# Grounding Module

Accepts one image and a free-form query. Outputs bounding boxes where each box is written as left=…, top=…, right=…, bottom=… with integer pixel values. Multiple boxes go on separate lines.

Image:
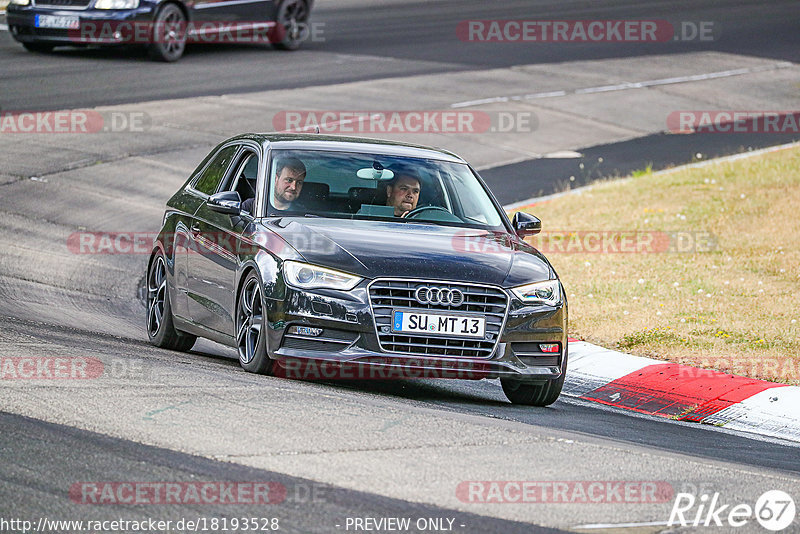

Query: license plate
left=35, top=14, right=80, bottom=29
left=392, top=310, right=485, bottom=338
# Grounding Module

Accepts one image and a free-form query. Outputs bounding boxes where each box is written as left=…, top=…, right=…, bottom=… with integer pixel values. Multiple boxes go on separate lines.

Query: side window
left=193, top=145, right=239, bottom=195
left=221, top=151, right=260, bottom=214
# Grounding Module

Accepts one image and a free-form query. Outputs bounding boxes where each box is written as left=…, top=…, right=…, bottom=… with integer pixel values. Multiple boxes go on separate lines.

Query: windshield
left=265, top=149, right=505, bottom=230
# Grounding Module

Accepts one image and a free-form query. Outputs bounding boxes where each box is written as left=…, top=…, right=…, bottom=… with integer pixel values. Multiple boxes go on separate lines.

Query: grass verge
left=515, top=145, right=800, bottom=385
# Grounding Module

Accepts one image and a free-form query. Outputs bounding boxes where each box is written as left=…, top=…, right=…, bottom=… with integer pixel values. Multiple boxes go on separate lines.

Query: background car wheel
left=272, top=0, right=309, bottom=51
left=236, top=271, right=274, bottom=374
left=146, top=253, right=196, bottom=351
left=147, top=3, right=187, bottom=62
left=501, top=374, right=565, bottom=406
left=22, top=43, right=55, bottom=53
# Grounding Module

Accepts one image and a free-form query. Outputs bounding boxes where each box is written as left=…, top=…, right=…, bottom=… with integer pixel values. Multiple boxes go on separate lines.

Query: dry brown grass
left=513, top=146, right=800, bottom=384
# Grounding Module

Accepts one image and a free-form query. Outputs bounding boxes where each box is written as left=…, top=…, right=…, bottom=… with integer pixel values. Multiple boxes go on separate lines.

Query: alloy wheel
left=147, top=255, right=167, bottom=337
left=237, top=277, right=263, bottom=364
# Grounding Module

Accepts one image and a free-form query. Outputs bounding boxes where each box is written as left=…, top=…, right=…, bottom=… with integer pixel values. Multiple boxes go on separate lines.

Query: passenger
left=385, top=173, right=421, bottom=217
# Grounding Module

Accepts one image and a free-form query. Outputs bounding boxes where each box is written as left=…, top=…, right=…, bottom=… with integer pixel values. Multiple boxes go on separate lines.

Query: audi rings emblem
left=415, top=286, right=465, bottom=307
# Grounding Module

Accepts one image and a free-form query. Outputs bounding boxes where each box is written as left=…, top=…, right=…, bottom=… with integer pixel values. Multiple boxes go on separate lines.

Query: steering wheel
left=403, top=205, right=451, bottom=218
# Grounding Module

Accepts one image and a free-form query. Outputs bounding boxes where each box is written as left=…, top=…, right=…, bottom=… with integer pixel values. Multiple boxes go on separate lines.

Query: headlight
left=512, top=279, right=562, bottom=306
left=94, top=0, right=139, bottom=9
left=10, top=0, right=31, bottom=6
left=283, top=261, right=362, bottom=291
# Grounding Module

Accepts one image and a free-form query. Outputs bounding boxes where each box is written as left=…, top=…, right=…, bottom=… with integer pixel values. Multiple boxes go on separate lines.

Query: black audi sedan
left=6, top=0, right=311, bottom=61
left=146, top=134, right=568, bottom=405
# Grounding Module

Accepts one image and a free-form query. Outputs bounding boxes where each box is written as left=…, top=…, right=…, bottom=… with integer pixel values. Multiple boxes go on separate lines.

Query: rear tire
left=23, top=42, right=55, bottom=53
left=236, top=271, right=274, bottom=375
left=146, top=252, right=196, bottom=351
left=147, top=3, right=187, bottom=62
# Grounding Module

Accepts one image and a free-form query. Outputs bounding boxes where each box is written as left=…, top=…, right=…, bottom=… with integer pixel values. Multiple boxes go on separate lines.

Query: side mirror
left=512, top=211, right=541, bottom=236
left=207, top=191, right=241, bottom=215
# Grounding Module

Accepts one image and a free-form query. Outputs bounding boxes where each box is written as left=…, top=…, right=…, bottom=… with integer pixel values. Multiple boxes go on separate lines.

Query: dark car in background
left=146, top=134, right=568, bottom=406
left=6, top=0, right=312, bottom=61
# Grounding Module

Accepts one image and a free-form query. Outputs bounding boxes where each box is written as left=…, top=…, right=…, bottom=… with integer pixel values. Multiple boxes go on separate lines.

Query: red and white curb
left=564, top=339, right=800, bottom=443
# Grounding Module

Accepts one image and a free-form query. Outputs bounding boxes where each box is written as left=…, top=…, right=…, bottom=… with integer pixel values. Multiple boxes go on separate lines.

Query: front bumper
left=265, top=280, right=568, bottom=382
left=7, top=5, right=155, bottom=45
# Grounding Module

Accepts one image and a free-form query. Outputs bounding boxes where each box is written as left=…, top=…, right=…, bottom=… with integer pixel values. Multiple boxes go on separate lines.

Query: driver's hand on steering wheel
left=400, top=210, right=410, bottom=218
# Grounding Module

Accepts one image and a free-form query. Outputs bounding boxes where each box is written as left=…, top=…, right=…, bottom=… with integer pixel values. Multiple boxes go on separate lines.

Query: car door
left=188, top=144, right=261, bottom=336
left=185, top=143, right=240, bottom=331
left=189, top=0, right=259, bottom=25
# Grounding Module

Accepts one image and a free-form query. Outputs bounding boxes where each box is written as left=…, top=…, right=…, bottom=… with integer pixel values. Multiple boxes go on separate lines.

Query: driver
left=385, top=173, right=421, bottom=217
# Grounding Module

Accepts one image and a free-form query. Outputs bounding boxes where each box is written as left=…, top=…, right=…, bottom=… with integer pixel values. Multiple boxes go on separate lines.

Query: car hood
left=266, top=218, right=554, bottom=287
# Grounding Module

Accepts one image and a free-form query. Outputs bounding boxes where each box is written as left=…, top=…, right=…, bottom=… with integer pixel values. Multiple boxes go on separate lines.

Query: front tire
left=236, top=271, right=274, bottom=374
left=146, top=253, right=196, bottom=351
left=501, top=374, right=565, bottom=406
left=23, top=42, right=55, bottom=53
left=147, top=3, right=187, bottom=62
left=272, top=0, right=309, bottom=51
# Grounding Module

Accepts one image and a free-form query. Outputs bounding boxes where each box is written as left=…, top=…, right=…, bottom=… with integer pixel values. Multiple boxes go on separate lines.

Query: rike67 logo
left=669, top=490, right=796, bottom=531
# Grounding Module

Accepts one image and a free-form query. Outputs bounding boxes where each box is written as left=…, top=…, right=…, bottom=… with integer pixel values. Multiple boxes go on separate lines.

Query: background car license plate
left=35, top=15, right=80, bottom=29
left=392, top=311, right=485, bottom=338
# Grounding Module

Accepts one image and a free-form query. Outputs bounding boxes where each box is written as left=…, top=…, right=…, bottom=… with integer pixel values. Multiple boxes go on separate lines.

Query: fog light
left=540, top=343, right=560, bottom=353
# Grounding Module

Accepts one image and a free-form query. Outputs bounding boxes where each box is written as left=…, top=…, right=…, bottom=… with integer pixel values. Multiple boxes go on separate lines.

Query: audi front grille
left=368, top=279, right=509, bottom=358
left=33, top=0, right=92, bottom=8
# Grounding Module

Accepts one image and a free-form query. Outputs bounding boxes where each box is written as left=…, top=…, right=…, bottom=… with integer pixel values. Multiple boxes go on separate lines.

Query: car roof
left=230, top=133, right=467, bottom=164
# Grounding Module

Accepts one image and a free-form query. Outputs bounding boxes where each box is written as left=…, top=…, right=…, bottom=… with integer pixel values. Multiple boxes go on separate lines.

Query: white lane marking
left=452, top=62, right=794, bottom=108
left=475, top=150, right=582, bottom=172
left=573, top=521, right=671, bottom=529
left=542, top=150, right=582, bottom=158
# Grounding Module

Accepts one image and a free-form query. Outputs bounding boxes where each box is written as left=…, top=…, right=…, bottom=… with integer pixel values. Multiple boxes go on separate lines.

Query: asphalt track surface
left=2, top=1, right=800, bottom=532
left=1, top=0, right=799, bottom=111
left=2, top=412, right=562, bottom=533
